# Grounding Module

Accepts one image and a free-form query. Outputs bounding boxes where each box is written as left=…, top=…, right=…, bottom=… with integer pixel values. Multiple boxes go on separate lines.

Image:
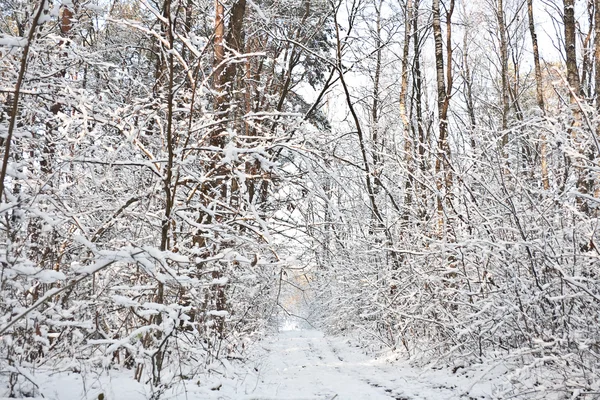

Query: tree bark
left=60, top=3, right=74, bottom=36
left=595, top=0, right=600, bottom=119
left=209, top=0, right=248, bottom=338
left=462, top=19, right=476, bottom=148
left=372, top=0, right=383, bottom=196
left=213, top=0, right=226, bottom=146
left=594, top=0, right=600, bottom=197
left=527, top=0, right=549, bottom=190
left=564, top=0, right=582, bottom=99
left=527, top=0, right=545, bottom=113
left=413, top=0, right=426, bottom=175
left=432, top=0, right=454, bottom=234
left=580, top=1, right=594, bottom=98
left=400, top=0, right=414, bottom=219
left=497, top=0, right=510, bottom=141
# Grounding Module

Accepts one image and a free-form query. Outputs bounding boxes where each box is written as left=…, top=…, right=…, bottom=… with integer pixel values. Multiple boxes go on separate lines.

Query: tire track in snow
left=244, top=330, right=417, bottom=399
left=238, top=329, right=489, bottom=400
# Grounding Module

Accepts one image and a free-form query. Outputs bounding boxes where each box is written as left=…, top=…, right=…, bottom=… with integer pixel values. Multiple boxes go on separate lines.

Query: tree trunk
left=462, top=18, right=476, bottom=149
left=497, top=0, right=510, bottom=142
left=564, top=0, right=588, bottom=210
left=595, top=0, right=600, bottom=120
left=60, top=3, right=74, bottom=36
left=580, top=1, right=594, bottom=98
left=372, top=0, right=383, bottom=198
left=432, top=0, right=454, bottom=234
left=413, top=0, right=426, bottom=176
left=594, top=0, right=600, bottom=196
left=564, top=0, right=582, bottom=99
left=527, top=0, right=549, bottom=189
left=527, top=0, right=545, bottom=113
left=400, top=0, right=414, bottom=220
left=213, top=0, right=226, bottom=144
left=209, top=0, right=248, bottom=338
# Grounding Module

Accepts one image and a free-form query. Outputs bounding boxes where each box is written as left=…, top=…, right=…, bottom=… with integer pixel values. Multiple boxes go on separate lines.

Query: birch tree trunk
left=400, top=0, right=414, bottom=220
left=432, top=0, right=454, bottom=235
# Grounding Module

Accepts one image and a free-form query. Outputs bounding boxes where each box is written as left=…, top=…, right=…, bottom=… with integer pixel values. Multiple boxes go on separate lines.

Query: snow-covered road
left=233, top=329, right=493, bottom=400
left=12, top=328, right=498, bottom=399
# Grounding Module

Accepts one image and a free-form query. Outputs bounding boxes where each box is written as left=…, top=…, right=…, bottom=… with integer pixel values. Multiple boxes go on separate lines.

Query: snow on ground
left=3, top=326, right=504, bottom=399
left=224, top=328, right=497, bottom=400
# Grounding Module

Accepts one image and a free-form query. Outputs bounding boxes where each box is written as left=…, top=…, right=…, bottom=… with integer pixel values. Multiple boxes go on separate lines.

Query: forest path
left=4, top=328, right=498, bottom=399
left=236, top=329, right=490, bottom=400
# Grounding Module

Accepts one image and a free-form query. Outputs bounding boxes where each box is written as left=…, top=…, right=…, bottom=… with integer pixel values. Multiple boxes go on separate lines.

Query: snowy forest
left=1, top=0, right=600, bottom=398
